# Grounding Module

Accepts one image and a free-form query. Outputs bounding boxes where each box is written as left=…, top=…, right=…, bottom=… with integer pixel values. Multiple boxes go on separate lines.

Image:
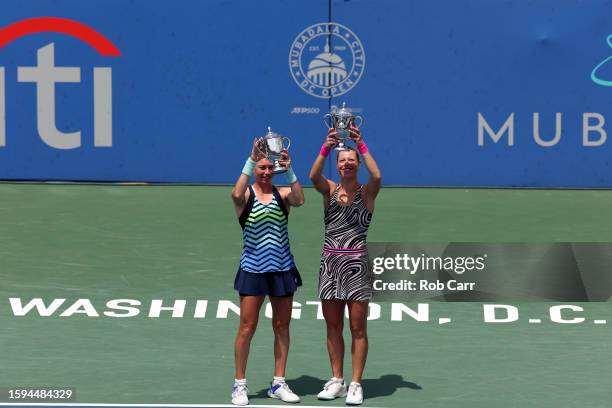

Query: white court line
left=0, top=404, right=383, bottom=408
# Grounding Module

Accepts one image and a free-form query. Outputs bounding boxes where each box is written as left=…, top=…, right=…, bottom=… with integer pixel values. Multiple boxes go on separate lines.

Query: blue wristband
left=284, top=167, right=298, bottom=184
left=242, top=158, right=256, bottom=177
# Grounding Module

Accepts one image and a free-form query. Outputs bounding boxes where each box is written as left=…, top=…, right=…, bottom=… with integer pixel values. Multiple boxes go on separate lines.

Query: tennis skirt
left=318, top=252, right=373, bottom=301
left=234, top=266, right=302, bottom=297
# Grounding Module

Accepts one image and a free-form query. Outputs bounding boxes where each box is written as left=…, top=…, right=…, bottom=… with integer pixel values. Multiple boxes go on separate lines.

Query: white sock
left=235, top=378, right=247, bottom=385
left=350, top=381, right=360, bottom=386
left=272, top=376, right=286, bottom=385
left=332, top=376, right=344, bottom=383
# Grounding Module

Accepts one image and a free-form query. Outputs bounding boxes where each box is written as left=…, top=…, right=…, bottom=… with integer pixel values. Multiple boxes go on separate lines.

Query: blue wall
left=1, top=0, right=612, bottom=187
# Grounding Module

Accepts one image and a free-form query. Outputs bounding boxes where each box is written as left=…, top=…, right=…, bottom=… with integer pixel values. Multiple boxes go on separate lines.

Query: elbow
left=372, top=172, right=382, bottom=183
left=230, top=188, right=242, bottom=201
left=309, top=172, right=319, bottom=183
left=290, top=192, right=305, bottom=207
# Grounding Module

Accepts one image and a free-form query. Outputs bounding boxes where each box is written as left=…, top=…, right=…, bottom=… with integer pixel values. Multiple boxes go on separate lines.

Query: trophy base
left=334, top=145, right=350, bottom=152
left=272, top=166, right=288, bottom=175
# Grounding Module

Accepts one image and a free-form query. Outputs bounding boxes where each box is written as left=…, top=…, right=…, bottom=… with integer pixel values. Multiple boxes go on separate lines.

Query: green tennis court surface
left=1, top=184, right=612, bottom=408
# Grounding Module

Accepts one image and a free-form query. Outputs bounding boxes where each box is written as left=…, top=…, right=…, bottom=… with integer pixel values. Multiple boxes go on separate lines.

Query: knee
left=349, top=323, right=367, bottom=340
left=326, top=320, right=344, bottom=336
left=238, top=322, right=257, bottom=340
left=272, top=319, right=290, bottom=335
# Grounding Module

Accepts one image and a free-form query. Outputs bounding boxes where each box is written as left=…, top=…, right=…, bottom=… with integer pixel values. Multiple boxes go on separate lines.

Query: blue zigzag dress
left=234, top=185, right=302, bottom=297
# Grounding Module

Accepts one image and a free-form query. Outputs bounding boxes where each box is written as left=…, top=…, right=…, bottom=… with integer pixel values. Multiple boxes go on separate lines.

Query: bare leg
left=322, top=299, right=346, bottom=378
left=234, top=295, right=265, bottom=379
left=347, top=300, right=369, bottom=383
left=269, top=295, right=294, bottom=377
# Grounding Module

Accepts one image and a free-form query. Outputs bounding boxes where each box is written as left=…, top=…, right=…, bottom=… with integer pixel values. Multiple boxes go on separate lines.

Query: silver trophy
left=323, top=102, right=364, bottom=151
left=256, top=126, right=291, bottom=174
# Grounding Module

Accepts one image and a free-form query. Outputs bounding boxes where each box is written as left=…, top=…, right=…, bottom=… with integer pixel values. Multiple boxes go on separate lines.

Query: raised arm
left=278, top=149, right=305, bottom=208
left=309, top=128, right=338, bottom=199
left=231, top=139, right=263, bottom=216
left=349, top=126, right=381, bottom=213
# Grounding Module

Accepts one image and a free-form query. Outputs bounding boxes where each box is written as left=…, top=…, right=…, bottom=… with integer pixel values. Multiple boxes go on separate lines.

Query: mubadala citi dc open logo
left=289, top=22, right=365, bottom=99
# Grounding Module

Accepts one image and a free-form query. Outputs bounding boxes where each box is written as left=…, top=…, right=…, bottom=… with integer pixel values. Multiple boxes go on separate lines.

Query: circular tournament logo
left=289, top=22, right=365, bottom=99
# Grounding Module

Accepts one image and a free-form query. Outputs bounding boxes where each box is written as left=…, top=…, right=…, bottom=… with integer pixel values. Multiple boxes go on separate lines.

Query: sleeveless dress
left=234, top=185, right=302, bottom=296
left=318, top=185, right=373, bottom=301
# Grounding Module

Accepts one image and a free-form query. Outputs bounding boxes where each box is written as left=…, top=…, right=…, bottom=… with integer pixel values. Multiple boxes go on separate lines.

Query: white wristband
left=242, top=158, right=256, bottom=177
left=284, top=167, right=298, bottom=184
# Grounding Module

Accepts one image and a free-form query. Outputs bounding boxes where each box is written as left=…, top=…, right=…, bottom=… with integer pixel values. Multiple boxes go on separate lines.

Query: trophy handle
left=282, top=136, right=291, bottom=151
left=254, top=137, right=267, bottom=158
left=323, top=114, right=334, bottom=129
left=354, top=115, right=364, bottom=128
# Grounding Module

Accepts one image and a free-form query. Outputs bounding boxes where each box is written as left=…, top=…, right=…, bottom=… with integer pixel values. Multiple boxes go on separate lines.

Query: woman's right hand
left=325, top=128, right=339, bottom=149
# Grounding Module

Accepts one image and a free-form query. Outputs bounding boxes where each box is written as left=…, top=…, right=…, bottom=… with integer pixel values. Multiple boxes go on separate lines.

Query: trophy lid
left=265, top=126, right=280, bottom=139
left=335, top=102, right=353, bottom=118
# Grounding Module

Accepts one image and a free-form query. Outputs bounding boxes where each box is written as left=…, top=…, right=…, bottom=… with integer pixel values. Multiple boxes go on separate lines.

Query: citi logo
left=0, top=17, right=121, bottom=149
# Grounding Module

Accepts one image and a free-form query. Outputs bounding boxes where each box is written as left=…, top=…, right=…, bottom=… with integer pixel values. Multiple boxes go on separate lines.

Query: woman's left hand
left=348, top=125, right=364, bottom=145
left=278, top=149, right=292, bottom=169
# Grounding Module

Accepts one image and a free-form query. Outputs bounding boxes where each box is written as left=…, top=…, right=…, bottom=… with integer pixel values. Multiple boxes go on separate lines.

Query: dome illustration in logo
left=307, top=43, right=347, bottom=87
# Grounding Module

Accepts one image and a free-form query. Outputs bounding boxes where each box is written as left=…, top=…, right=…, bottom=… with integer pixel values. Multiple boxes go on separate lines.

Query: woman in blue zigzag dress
left=309, top=125, right=382, bottom=406
left=229, top=139, right=305, bottom=406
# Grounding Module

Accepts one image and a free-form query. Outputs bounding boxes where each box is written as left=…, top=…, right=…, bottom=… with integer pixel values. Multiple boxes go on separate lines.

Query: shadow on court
left=362, top=374, right=422, bottom=398
left=254, top=374, right=421, bottom=399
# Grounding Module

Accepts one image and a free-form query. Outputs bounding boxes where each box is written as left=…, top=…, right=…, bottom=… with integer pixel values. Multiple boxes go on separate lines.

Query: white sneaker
left=346, top=382, right=363, bottom=405
left=317, top=377, right=347, bottom=400
left=231, top=382, right=249, bottom=406
left=267, top=381, right=300, bottom=403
